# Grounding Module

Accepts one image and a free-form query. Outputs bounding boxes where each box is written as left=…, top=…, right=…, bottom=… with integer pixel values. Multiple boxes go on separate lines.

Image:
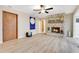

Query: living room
left=0, top=5, right=79, bottom=52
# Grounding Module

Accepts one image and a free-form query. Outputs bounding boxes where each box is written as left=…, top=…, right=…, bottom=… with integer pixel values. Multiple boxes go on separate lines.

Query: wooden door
left=3, top=11, right=18, bottom=42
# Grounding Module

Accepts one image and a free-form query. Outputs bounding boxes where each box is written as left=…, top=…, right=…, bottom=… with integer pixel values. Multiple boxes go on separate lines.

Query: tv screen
left=76, top=18, right=79, bottom=22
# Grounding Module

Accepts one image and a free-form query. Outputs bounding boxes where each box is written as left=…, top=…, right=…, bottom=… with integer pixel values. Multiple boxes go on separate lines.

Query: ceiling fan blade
left=38, top=12, right=41, bottom=14
left=33, top=9, right=41, bottom=11
left=45, top=8, right=53, bottom=10
left=45, top=11, right=48, bottom=13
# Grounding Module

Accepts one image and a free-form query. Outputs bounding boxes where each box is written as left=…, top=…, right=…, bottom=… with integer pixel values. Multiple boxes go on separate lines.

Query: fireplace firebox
left=51, top=27, right=60, bottom=33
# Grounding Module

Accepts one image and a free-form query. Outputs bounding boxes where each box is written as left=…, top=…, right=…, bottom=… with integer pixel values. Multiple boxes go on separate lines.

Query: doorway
left=3, top=11, right=18, bottom=42
left=41, top=20, right=44, bottom=33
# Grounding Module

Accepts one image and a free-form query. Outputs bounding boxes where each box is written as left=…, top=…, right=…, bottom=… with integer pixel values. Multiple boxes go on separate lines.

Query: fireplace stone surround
left=48, top=27, right=63, bottom=34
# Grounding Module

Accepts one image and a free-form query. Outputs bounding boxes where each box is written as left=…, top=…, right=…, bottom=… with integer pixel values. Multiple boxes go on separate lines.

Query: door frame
left=3, top=11, right=18, bottom=42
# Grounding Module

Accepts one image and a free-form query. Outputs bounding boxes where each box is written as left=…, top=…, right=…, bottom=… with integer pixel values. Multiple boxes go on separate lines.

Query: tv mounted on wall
left=76, top=18, right=79, bottom=22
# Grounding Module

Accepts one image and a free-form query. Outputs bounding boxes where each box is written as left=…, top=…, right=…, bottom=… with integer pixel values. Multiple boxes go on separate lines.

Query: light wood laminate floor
left=0, top=33, right=79, bottom=53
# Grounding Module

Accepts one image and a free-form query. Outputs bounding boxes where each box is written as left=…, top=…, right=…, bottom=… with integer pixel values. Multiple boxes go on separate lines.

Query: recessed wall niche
left=47, top=14, right=64, bottom=23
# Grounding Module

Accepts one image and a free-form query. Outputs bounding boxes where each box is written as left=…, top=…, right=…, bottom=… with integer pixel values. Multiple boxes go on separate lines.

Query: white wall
left=18, top=13, right=29, bottom=38
left=0, top=8, right=3, bottom=43
left=0, top=6, right=39, bottom=43
left=73, top=7, right=79, bottom=38
left=64, top=14, right=73, bottom=37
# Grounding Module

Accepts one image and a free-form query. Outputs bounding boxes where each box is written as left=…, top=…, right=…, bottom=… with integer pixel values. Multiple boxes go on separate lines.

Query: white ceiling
left=6, top=5, right=77, bottom=18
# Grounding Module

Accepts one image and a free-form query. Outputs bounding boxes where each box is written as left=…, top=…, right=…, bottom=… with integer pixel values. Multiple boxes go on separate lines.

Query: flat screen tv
left=76, top=18, right=79, bottom=22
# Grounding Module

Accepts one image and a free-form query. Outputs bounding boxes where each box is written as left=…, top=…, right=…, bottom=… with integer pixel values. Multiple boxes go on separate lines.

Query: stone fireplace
left=47, top=14, right=64, bottom=34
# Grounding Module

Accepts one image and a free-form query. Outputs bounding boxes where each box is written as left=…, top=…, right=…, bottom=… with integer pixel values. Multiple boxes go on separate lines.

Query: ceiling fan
left=33, top=5, right=53, bottom=14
